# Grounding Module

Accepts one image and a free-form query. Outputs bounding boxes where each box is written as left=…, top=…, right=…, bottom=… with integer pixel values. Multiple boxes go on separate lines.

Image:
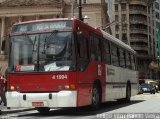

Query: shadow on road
left=18, top=100, right=144, bottom=117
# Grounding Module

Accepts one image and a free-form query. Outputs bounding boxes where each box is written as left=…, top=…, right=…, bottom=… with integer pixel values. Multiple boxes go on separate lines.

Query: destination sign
left=12, top=20, right=72, bottom=33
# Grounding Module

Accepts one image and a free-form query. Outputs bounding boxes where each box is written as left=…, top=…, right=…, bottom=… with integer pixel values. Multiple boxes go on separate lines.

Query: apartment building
left=154, top=1, right=160, bottom=60
left=107, top=0, right=155, bottom=79
left=153, top=0, right=160, bottom=79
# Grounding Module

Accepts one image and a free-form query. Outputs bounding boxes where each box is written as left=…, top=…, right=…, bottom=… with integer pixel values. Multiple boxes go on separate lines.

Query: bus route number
left=52, top=74, right=68, bottom=80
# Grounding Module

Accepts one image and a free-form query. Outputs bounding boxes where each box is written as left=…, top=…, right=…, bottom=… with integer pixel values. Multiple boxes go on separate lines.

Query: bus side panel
left=77, top=62, right=106, bottom=107
left=105, top=65, right=138, bottom=101
left=77, top=62, right=94, bottom=107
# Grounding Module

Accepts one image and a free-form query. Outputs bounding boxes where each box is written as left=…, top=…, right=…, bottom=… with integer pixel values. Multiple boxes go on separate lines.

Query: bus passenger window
left=90, top=36, right=101, bottom=61
left=77, top=32, right=89, bottom=71
left=125, top=52, right=131, bottom=69
left=111, top=44, right=119, bottom=66
left=119, top=49, right=125, bottom=68
left=103, top=39, right=111, bottom=64
left=77, top=32, right=88, bottom=59
left=131, top=54, right=136, bottom=70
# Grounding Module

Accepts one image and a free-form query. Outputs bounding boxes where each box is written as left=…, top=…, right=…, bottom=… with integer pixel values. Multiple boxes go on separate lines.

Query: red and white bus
left=6, top=18, right=138, bottom=113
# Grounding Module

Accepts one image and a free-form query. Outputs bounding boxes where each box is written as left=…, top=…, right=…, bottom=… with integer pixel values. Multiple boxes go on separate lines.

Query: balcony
left=115, top=0, right=129, bottom=4
left=136, top=54, right=152, bottom=60
left=130, top=28, right=148, bottom=35
left=130, top=18, right=147, bottom=25
left=130, top=9, right=147, bottom=16
left=131, top=45, right=148, bottom=51
left=130, top=37, right=148, bottom=43
left=130, top=0, right=147, bottom=6
left=137, top=54, right=149, bottom=59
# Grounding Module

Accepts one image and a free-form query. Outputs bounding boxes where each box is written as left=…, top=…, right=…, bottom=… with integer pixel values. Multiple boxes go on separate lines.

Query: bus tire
left=90, top=83, right=101, bottom=110
left=36, top=107, right=50, bottom=113
left=118, top=83, right=131, bottom=103
left=125, top=83, right=131, bottom=103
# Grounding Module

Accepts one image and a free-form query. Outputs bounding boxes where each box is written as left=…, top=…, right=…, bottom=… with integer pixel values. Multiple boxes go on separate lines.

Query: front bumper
left=6, top=91, right=77, bottom=108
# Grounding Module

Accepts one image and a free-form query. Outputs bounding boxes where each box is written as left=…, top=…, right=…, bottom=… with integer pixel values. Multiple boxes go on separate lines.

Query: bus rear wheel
left=118, top=83, right=131, bottom=103
left=125, top=84, right=131, bottom=103
left=91, top=84, right=101, bottom=110
left=36, top=107, right=50, bottom=113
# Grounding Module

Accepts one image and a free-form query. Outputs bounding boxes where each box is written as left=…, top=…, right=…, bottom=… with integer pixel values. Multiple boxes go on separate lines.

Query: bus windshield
left=9, top=31, right=76, bottom=72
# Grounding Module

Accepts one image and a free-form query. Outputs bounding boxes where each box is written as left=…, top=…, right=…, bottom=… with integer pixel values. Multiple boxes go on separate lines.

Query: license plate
left=32, top=102, right=44, bottom=107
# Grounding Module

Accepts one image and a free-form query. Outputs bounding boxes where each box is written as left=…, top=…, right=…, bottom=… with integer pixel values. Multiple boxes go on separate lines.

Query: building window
left=75, top=0, right=86, bottom=4
left=156, top=12, right=160, bottom=19
left=122, top=23, right=127, bottom=30
left=156, top=22, right=160, bottom=29
left=115, top=25, right=119, bottom=31
left=121, top=3, right=126, bottom=11
left=121, top=14, right=126, bottom=21
left=155, top=2, right=159, bottom=10
left=116, top=34, right=119, bottom=39
left=122, top=33, right=127, bottom=44
left=115, top=15, right=119, bottom=22
left=115, top=4, right=118, bottom=12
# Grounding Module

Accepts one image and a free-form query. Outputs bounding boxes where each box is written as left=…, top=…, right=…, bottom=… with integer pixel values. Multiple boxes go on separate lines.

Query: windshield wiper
left=43, top=30, right=58, bottom=54
left=20, top=32, right=37, bottom=53
left=36, top=30, right=59, bottom=71
left=46, top=30, right=58, bottom=40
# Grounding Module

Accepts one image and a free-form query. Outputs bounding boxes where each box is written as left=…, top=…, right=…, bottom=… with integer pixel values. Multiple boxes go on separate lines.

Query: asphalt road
left=1, top=93, right=160, bottom=119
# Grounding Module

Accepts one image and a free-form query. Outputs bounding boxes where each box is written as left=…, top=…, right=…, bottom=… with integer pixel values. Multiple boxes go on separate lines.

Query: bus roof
left=100, top=29, right=136, bottom=54
left=12, top=18, right=136, bottom=55
left=13, top=18, right=70, bottom=25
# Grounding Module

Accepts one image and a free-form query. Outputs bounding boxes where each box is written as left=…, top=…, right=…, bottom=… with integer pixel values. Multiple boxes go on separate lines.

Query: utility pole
left=78, top=0, right=83, bottom=21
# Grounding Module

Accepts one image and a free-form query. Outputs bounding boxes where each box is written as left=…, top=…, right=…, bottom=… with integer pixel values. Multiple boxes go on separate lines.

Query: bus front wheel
left=91, top=84, right=101, bottom=110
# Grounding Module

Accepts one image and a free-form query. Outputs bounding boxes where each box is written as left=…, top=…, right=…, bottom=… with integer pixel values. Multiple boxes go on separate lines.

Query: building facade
left=154, top=0, right=160, bottom=59
left=107, top=0, right=155, bottom=79
left=0, top=0, right=110, bottom=75
left=153, top=0, right=160, bottom=79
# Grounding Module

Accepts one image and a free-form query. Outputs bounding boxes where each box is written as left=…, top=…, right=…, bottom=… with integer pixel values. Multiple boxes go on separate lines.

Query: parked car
left=145, top=79, right=159, bottom=92
left=140, top=83, right=156, bottom=94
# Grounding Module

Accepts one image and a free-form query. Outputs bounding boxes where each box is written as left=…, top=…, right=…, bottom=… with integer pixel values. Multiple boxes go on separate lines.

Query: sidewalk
left=0, top=105, right=35, bottom=114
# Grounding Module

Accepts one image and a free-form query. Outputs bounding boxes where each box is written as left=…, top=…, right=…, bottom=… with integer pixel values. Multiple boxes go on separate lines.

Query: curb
left=1, top=108, right=35, bottom=114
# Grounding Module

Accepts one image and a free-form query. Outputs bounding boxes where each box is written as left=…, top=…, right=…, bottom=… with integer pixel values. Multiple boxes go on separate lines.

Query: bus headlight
left=10, top=86, right=15, bottom=91
left=64, top=84, right=76, bottom=90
